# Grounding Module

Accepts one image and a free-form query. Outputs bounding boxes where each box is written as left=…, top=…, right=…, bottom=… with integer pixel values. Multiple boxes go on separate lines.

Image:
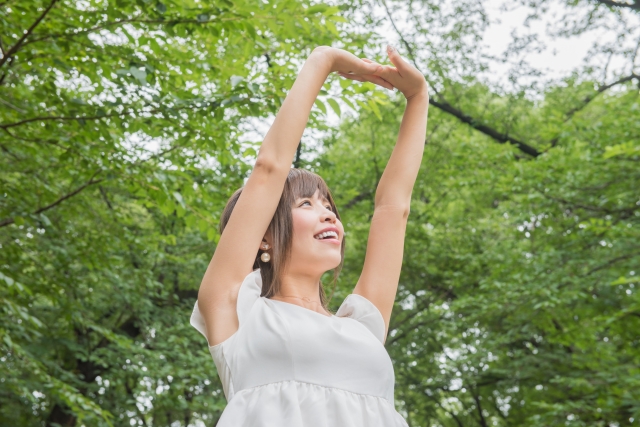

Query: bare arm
left=197, top=47, right=382, bottom=347
left=343, top=46, right=429, bottom=342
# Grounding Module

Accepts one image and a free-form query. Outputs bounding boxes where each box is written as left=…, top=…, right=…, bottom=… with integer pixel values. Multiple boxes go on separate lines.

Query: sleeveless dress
left=190, top=268, right=409, bottom=426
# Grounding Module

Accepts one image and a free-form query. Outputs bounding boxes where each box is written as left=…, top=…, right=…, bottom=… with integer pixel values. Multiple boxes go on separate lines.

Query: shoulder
left=336, top=293, right=387, bottom=344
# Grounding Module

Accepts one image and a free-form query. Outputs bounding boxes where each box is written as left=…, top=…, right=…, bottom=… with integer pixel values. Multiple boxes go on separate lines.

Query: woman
left=190, top=44, right=428, bottom=426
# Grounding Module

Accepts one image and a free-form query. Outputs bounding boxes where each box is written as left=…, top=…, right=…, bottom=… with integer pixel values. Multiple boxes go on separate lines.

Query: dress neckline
left=266, top=297, right=336, bottom=318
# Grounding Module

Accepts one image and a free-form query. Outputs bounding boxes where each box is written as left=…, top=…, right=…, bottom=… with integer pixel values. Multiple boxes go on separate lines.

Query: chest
left=224, top=298, right=395, bottom=398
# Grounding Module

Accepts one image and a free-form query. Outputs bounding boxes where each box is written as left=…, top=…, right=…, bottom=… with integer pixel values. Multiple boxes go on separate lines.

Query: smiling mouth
left=314, top=230, right=338, bottom=239
left=314, top=237, right=341, bottom=244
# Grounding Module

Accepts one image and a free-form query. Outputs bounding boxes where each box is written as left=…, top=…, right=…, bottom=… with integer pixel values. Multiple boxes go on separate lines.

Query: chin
left=307, top=255, right=340, bottom=272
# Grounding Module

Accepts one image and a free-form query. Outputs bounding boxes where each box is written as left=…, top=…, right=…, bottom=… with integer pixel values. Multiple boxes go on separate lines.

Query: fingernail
left=386, top=44, right=395, bottom=53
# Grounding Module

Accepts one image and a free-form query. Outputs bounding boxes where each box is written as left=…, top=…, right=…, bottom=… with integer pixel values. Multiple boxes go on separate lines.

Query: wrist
left=405, top=86, right=429, bottom=102
left=309, top=46, right=336, bottom=71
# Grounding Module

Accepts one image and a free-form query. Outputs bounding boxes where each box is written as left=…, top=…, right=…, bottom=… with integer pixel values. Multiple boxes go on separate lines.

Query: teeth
left=314, top=230, right=338, bottom=240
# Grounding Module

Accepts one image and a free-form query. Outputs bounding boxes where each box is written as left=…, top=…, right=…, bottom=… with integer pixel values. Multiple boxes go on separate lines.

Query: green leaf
left=243, top=147, right=257, bottom=157
left=306, top=4, right=328, bottom=14
left=0, top=272, right=15, bottom=286
left=129, top=67, right=147, bottom=85
left=325, top=20, right=340, bottom=37
left=355, top=99, right=368, bottom=110
left=330, top=15, right=348, bottom=23
left=244, top=22, right=257, bottom=39
left=322, top=6, right=341, bottom=15
left=314, top=98, right=327, bottom=114
left=610, top=276, right=637, bottom=285
left=341, top=95, right=355, bottom=110
left=173, top=192, right=186, bottom=209
left=327, top=98, right=341, bottom=117
left=603, top=141, right=639, bottom=158
left=230, top=75, right=244, bottom=88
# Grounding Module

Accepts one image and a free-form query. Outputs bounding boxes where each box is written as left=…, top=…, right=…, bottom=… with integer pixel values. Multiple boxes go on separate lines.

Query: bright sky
left=373, top=0, right=639, bottom=88
left=479, top=0, right=638, bottom=86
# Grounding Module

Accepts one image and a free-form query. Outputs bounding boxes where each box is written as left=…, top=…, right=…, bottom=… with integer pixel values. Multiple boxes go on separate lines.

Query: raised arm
left=340, top=45, right=429, bottom=343
left=197, top=47, right=382, bottom=347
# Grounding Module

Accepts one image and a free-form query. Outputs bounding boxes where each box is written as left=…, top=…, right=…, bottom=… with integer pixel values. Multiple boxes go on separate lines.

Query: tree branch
left=423, top=392, right=465, bottom=427
left=560, top=73, right=639, bottom=123
left=585, top=249, right=640, bottom=275
left=0, top=0, right=59, bottom=69
left=0, top=170, right=104, bottom=228
left=23, top=15, right=275, bottom=48
left=593, top=0, right=640, bottom=12
left=0, top=96, right=27, bottom=113
left=471, top=388, right=489, bottom=427
left=540, top=191, right=638, bottom=217
left=430, top=98, right=540, bottom=157
left=0, top=136, right=196, bottom=229
left=379, top=0, right=541, bottom=157
left=0, top=100, right=222, bottom=130
left=343, top=190, right=373, bottom=210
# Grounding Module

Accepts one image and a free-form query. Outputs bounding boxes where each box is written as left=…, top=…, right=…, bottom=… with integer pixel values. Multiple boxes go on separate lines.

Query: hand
left=311, top=46, right=390, bottom=88
left=337, top=45, right=428, bottom=100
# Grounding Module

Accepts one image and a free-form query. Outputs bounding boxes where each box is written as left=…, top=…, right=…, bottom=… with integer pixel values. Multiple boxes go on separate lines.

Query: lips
left=313, top=227, right=341, bottom=245
left=313, top=226, right=339, bottom=239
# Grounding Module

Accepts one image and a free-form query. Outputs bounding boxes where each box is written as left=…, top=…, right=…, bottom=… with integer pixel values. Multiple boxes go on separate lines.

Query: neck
left=275, top=269, right=323, bottom=301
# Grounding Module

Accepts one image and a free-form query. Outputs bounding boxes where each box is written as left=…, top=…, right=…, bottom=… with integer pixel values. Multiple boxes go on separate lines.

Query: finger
left=362, top=74, right=395, bottom=90
left=342, top=56, right=381, bottom=75
left=386, top=45, right=410, bottom=75
left=339, top=72, right=394, bottom=90
left=361, top=58, right=382, bottom=66
left=351, top=58, right=382, bottom=75
left=373, top=64, right=400, bottom=81
left=337, top=72, right=367, bottom=83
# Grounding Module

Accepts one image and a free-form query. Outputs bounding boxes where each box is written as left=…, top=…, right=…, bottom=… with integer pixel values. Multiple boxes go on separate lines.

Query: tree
left=316, top=0, right=640, bottom=422
left=2, top=0, right=639, bottom=425
left=0, top=0, right=368, bottom=425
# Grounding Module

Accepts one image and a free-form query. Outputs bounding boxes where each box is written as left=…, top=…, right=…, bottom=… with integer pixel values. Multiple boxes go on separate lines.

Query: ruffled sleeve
left=190, top=268, right=263, bottom=347
left=336, top=293, right=386, bottom=344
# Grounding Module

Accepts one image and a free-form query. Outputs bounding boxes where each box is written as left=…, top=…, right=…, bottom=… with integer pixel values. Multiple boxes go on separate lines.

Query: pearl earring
left=261, top=243, right=270, bottom=262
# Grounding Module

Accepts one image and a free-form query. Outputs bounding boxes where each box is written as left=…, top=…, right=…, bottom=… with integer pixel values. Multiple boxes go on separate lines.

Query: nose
left=321, top=208, right=337, bottom=223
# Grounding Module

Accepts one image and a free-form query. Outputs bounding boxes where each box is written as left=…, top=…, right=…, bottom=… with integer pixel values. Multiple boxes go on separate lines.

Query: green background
left=1, top=0, right=638, bottom=425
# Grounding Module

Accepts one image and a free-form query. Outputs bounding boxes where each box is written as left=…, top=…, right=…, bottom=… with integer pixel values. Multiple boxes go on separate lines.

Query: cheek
left=291, top=210, right=315, bottom=237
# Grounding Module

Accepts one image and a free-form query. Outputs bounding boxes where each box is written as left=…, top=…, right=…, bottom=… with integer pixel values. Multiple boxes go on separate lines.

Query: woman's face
left=289, top=189, right=344, bottom=274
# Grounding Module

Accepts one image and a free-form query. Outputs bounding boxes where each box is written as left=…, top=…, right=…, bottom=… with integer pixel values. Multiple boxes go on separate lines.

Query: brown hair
left=218, top=168, right=345, bottom=312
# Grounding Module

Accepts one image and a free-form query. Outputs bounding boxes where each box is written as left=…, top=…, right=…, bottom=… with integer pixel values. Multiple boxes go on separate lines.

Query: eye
left=299, top=200, right=333, bottom=211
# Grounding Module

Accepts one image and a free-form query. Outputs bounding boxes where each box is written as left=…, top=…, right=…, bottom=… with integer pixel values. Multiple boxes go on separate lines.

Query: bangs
left=287, top=169, right=337, bottom=213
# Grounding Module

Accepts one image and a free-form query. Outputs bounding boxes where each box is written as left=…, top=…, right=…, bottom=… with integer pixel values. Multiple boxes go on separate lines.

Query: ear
left=260, top=235, right=271, bottom=251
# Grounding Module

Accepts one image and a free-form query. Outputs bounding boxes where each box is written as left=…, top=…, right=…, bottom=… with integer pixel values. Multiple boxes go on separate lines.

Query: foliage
left=0, top=0, right=372, bottom=425
left=320, top=78, right=639, bottom=426
left=1, top=0, right=639, bottom=426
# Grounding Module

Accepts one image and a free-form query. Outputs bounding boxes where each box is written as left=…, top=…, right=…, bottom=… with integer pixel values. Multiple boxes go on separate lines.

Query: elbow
left=400, top=205, right=410, bottom=220
left=374, top=194, right=411, bottom=218
left=374, top=203, right=411, bottom=219
left=254, top=155, right=282, bottom=175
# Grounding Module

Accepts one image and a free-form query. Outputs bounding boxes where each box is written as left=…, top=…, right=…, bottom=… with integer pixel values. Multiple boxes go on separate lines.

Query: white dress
left=190, top=268, right=409, bottom=426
